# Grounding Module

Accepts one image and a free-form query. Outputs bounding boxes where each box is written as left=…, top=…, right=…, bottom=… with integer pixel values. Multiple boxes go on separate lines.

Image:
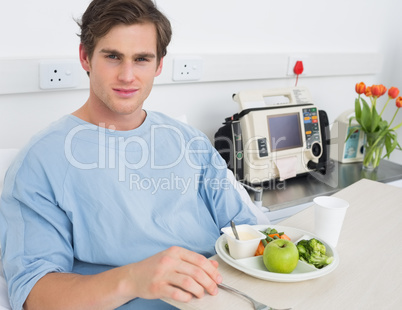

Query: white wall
left=0, top=0, right=401, bottom=164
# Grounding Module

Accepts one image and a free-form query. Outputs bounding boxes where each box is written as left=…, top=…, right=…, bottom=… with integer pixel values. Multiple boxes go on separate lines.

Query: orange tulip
left=396, top=96, right=402, bottom=108
left=371, top=84, right=387, bottom=97
left=371, top=85, right=380, bottom=97
left=388, top=87, right=400, bottom=99
left=365, top=86, right=372, bottom=97
left=380, top=84, right=387, bottom=96
left=355, top=82, right=366, bottom=95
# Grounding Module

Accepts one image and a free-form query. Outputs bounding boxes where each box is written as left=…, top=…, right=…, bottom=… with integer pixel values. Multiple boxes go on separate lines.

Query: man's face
left=80, top=22, right=162, bottom=122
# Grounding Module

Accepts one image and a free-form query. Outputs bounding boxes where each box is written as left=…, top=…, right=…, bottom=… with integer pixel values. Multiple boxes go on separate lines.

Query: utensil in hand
left=218, top=283, right=292, bottom=310
left=230, top=220, right=240, bottom=240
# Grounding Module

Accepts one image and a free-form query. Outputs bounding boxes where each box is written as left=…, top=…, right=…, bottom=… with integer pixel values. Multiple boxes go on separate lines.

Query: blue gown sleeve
left=195, top=139, right=258, bottom=229
left=0, top=152, right=74, bottom=310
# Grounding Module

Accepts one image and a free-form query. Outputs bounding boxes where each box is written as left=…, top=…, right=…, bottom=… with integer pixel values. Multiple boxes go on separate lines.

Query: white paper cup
left=314, top=196, right=349, bottom=247
left=221, top=224, right=266, bottom=259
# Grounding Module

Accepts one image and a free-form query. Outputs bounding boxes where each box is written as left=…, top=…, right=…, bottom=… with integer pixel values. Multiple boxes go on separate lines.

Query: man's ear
left=79, top=44, right=91, bottom=74
left=155, top=57, right=164, bottom=77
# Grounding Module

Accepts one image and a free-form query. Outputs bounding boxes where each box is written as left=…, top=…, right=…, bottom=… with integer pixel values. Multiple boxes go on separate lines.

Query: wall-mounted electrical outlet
left=39, top=59, right=80, bottom=89
left=172, top=57, right=203, bottom=81
left=287, top=55, right=309, bottom=76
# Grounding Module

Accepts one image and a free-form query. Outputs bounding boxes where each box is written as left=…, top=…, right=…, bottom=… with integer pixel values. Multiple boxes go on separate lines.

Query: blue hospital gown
left=0, top=111, right=257, bottom=309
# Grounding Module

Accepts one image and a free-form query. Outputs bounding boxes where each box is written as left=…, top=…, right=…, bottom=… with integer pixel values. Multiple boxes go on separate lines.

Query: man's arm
left=25, top=246, right=222, bottom=310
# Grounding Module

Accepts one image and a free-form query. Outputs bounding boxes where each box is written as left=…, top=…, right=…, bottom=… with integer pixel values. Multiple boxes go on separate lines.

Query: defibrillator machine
left=214, top=87, right=330, bottom=185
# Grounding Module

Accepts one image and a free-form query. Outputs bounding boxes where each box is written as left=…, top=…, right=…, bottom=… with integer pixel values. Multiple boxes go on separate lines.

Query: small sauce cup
left=221, top=224, right=266, bottom=259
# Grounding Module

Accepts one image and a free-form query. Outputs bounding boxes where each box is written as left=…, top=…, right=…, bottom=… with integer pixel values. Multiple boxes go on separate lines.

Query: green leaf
left=360, top=99, right=372, bottom=132
left=354, top=98, right=362, bottom=121
left=348, top=115, right=356, bottom=127
left=345, top=125, right=360, bottom=142
left=378, top=120, right=388, bottom=130
left=371, top=107, right=381, bottom=132
left=384, top=133, right=398, bottom=158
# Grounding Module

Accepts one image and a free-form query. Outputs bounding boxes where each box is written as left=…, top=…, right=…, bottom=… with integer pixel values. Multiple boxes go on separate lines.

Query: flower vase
left=362, top=132, right=386, bottom=171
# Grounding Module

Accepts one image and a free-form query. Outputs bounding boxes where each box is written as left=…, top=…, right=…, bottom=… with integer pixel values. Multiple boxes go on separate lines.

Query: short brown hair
left=77, top=0, right=172, bottom=64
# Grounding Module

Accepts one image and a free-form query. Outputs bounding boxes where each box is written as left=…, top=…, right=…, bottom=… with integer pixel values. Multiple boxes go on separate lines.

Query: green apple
left=263, top=239, right=299, bottom=273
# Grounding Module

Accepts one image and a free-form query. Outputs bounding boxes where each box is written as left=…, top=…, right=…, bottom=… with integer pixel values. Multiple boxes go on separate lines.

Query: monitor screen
left=267, top=113, right=303, bottom=151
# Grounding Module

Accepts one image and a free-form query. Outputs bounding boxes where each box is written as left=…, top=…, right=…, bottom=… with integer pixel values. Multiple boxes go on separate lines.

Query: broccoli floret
left=309, top=238, right=326, bottom=255
left=296, top=240, right=309, bottom=256
left=296, top=238, right=334, bottom=269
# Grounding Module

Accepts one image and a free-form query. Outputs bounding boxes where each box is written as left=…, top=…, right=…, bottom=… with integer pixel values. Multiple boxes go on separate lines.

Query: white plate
left=215, top=225, right=339, bottom=282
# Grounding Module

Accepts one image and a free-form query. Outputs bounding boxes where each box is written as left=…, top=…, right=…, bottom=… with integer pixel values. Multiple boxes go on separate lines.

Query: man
left=0, top=0, right=258, bottom=309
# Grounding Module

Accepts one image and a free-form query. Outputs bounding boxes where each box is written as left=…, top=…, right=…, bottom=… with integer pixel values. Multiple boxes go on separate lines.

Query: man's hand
left=25, top=246, right=222, bottom=310
left=127, top=246, right=222, bottom=302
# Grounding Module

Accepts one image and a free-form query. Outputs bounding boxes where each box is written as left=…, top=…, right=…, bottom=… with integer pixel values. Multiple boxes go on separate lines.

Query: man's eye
left=107, top=55, right=119, bottom=60
left=137, top=57, right=148, bottom=62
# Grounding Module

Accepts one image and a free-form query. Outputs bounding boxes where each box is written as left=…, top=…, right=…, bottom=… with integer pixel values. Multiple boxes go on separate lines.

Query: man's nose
left=118, top=62, right=136, bottom=83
